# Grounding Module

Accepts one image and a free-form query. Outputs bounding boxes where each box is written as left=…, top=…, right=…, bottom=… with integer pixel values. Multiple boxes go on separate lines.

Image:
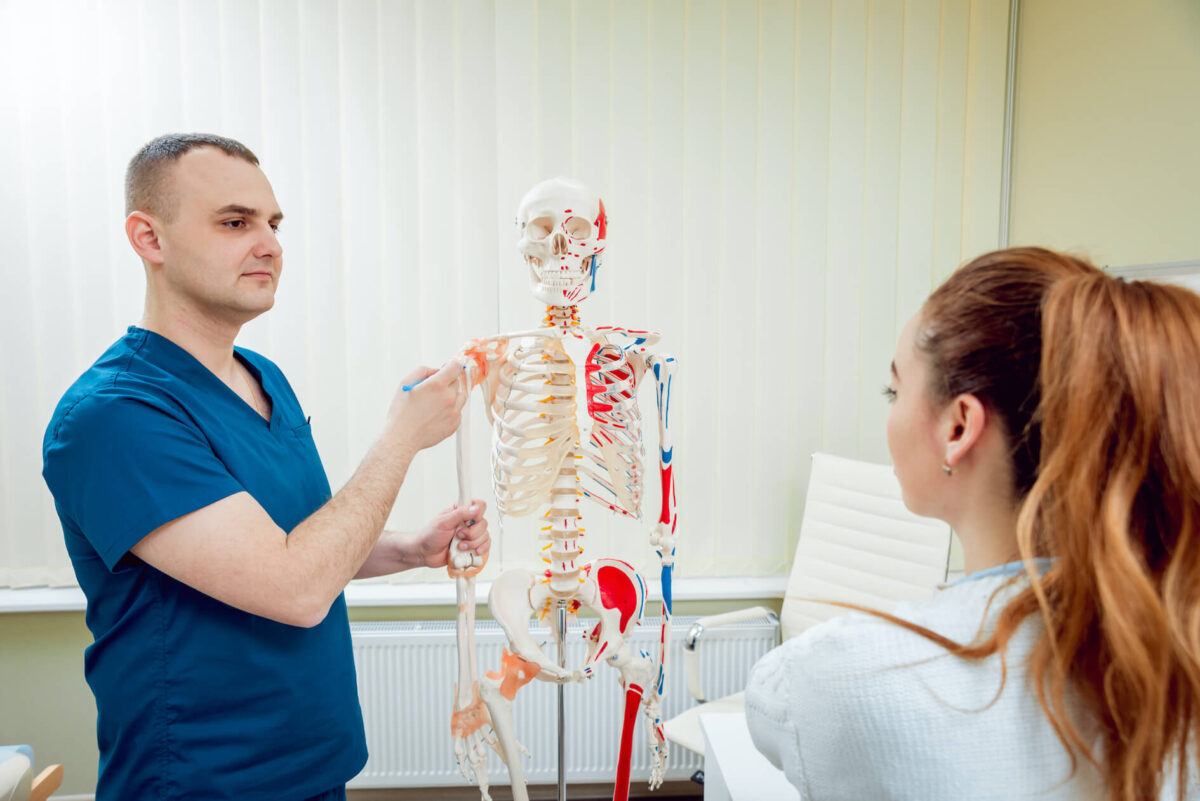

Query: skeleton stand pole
left=557, top=602, right=567, bottom=801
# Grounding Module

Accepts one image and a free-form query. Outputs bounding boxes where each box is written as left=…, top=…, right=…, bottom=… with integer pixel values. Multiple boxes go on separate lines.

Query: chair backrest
left=0, top=745, right=33, bottom=801
left=780, top=452, right=954, bottom=641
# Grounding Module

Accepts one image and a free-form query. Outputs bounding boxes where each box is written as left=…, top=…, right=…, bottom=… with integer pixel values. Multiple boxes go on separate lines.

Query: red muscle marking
left=659, top=464, right=674, bottom=525
left=597, top=564, right=639, bottom=632
left=596, top=198, right=607, bottom=241
left=614, top=683, right=643, bottom=801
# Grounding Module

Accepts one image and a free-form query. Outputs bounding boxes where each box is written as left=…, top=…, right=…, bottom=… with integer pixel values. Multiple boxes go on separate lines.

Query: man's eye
left=270, top=223, right=281, bottom=234
left=223, top=219, right=246, bottom=229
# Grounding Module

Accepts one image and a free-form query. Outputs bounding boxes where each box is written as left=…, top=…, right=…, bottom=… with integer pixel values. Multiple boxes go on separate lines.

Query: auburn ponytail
left=1018, top=273, right=1200, bottom=800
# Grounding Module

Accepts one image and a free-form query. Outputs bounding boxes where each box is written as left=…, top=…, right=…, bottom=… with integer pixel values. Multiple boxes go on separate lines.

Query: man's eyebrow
left=214, top=204, right=285, bottom=223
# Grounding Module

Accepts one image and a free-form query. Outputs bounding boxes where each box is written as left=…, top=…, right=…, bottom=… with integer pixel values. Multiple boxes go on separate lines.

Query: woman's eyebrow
left=890, top=360, right=899, bottom=380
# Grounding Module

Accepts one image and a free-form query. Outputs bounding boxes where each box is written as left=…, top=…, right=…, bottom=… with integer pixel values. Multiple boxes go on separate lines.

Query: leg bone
left=480, top=648, right=540, bottom=801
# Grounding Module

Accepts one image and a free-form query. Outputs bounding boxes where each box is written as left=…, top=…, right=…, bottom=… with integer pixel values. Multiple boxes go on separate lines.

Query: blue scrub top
left=42, top=326, right=367, bottom=800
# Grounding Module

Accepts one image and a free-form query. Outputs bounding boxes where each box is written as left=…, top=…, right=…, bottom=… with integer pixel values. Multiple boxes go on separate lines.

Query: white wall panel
left=0, top=0, right=1010, bottom=588
left=679, top=0, right=724, bottom=577
left=858, top=0, right=904, bottom=463
left=755, top=0, right=799, bottom=575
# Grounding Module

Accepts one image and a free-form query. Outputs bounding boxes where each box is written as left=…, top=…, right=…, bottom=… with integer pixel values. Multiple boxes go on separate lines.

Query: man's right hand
left=389, top=359, right=468, bottom=450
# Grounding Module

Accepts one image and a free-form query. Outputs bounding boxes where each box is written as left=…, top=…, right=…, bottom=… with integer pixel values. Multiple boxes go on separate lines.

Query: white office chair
left=662, top=452, right=954, bottom=756
left=0, top=745, right=62, bottom=801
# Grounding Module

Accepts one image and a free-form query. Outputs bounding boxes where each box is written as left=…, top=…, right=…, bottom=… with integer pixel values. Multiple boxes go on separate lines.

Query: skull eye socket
left=563, top=216, right=592, bottom=240
left=526, top=216, right=553, bottom=241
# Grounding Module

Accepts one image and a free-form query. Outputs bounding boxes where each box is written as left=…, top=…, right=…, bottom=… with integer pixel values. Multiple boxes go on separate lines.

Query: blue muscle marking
left=653, top=362, right=661, bottom=380
left=661, top=446, right=673, bottom=464
left=634, top=337, right=646, bottom=346
left=589, top=255, right=598, bottom=291
left=661, top=565, right=673, bottom=616
left=665, top=375, right=672, bottom=427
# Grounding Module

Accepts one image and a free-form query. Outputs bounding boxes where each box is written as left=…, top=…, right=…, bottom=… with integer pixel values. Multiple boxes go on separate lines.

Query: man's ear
left=125, top=211, right=165, bottom=265
left=943, top=393, right=987, bottom=469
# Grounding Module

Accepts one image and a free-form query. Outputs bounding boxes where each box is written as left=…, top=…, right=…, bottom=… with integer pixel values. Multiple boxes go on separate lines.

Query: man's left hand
left=413, top=501, right=490, bottom=569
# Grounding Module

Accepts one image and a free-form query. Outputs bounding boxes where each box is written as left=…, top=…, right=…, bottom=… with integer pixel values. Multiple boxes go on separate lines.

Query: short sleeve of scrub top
left=43, top=389, right=244, bottom=571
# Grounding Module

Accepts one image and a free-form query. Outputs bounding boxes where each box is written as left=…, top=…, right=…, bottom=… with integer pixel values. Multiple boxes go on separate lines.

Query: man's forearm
left=353, top=530, right=425, bottom=579
left=285, top=430, right=417, bottom=617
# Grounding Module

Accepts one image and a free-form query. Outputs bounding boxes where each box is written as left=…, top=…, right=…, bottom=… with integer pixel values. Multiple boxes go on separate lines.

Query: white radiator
left=348, top=613, right=779, bottom=789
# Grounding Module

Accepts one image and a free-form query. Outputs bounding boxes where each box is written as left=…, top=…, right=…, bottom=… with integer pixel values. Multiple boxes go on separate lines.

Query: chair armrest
left=683, top=605, right=779, bottom=703
left=30, top=764, right=63, bottom=801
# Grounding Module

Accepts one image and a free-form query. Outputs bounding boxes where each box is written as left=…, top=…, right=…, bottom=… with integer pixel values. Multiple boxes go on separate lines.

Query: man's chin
left=229, top=293, right=276, bottom=324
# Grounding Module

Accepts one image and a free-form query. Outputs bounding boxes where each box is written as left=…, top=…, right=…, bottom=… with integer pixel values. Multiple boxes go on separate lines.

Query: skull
left=516, top=178, right=607, bottom=307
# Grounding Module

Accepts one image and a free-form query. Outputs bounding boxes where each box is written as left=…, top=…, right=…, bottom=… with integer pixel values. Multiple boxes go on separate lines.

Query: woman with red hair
left=748, top=248, right=1200, bottom=800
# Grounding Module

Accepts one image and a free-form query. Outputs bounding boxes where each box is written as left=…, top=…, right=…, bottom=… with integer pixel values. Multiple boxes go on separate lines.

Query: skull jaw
left=528, top=260, right=594, bottom=307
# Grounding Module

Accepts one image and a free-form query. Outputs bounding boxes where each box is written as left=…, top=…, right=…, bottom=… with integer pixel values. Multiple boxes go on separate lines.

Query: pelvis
left=487, top=558, right=646, bottom=683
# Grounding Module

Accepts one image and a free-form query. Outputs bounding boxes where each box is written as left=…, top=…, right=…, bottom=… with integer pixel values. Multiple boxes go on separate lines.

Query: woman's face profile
left=886, top=313, right=947, bottom=520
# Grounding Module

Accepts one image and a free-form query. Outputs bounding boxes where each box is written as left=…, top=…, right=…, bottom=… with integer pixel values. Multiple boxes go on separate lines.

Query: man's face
left=154, top=147, right=284, bottom=324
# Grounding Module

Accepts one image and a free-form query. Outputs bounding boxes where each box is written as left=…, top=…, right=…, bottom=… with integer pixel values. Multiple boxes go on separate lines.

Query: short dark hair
left=124, top=133, right=259, bottom=220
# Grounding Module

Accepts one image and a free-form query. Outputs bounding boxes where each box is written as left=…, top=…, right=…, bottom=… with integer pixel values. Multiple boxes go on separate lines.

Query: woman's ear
left=943, top=393, right=987, bottom=469
left=125, top=211, right=165, bottom=265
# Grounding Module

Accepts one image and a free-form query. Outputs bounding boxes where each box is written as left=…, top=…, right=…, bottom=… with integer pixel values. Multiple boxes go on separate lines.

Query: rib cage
left=489, top=337, right=577, bottom=517
left=581, top=343, right=644, bottom=517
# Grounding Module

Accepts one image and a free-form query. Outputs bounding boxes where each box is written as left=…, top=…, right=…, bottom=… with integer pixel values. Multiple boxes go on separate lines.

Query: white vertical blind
left=0, top=0, right=1009, bottom=589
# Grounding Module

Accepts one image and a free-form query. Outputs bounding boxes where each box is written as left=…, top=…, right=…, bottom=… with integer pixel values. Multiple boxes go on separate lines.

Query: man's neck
left=141, top=299, right=244, bottom=381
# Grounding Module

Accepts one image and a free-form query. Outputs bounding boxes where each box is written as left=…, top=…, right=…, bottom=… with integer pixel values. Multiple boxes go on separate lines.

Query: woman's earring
left=941, top=462, right=953, bottom=476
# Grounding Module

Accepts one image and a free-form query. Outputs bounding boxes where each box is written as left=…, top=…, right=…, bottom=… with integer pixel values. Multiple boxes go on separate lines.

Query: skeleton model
left=445, top=178, right=678, bottom=801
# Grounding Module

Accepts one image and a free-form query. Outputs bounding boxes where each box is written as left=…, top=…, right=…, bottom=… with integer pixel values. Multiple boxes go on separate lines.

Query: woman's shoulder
left=787, top=574, right=1027, bottom=666
left=746, top=574, right=1037, bottom=738
left=745, top=575, right=1087, bottom=798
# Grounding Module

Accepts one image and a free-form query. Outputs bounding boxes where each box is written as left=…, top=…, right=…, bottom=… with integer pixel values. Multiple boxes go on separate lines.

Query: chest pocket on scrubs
left=290, top=419, right=333, bottom=505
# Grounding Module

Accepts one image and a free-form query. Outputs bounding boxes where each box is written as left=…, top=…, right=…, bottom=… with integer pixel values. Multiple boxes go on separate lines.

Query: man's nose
left=255, top=228, right=283, bottom=259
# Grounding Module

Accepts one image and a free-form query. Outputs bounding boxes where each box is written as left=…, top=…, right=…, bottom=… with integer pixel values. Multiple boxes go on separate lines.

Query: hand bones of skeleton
left=446, top=178, right=678, bottom=801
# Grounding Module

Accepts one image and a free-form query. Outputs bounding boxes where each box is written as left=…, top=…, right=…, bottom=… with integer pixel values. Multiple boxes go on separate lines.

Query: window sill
left=0, top=576, right=788, bottom=613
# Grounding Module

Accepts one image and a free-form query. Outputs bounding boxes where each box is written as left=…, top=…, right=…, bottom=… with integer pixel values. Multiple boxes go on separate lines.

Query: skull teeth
left=540, top=274, right=586, bottom=289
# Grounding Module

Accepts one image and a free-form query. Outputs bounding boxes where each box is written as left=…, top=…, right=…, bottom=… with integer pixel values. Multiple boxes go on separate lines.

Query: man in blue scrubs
left=41, top=134, right=490, bottom=800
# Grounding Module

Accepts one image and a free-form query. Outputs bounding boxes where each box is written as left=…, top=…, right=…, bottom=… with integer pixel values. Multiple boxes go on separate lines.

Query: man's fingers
left=431, top=357, right=463, bottom=386
left=401, top=365, right=438, bottom=386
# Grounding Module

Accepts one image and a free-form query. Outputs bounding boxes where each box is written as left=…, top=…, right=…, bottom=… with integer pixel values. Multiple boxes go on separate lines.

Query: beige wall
left=1009, top=0, right=1200, bottom=266
left=0, top=613, right=96, bottom=796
